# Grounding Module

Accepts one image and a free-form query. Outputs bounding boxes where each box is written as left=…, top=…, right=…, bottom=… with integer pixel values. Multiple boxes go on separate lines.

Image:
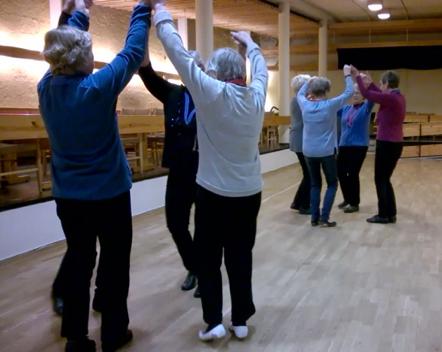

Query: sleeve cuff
left=246, top=42, right=260, bottom=57
left=154, top=9, right=173, bottom=27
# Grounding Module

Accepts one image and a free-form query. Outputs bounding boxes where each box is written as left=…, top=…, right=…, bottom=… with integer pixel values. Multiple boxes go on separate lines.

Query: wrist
left=154, top=3, right=165, bottom=12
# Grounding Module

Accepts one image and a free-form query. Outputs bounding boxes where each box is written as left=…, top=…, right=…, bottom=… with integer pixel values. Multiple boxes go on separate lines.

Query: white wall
left=0, top=150, right=298, bottom=261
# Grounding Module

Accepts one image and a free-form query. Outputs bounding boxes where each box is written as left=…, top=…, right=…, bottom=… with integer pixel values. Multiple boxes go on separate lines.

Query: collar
left=226, top=78, right=247, bottom=87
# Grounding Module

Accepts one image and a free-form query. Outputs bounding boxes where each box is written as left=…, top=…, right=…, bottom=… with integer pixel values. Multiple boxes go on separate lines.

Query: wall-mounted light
left=367, top=0, right=383, bottom=12
left=377, top=10, right=391, bottom=20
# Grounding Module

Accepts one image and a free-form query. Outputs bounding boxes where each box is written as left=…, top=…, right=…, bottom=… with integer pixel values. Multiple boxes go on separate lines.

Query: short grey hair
left=43, top=25, right=92, bottom=75
left=206, top=47, right=246, bottom=82
left=291, top=74, right=311, bottom=93
left=189, top=50, right=205, bottom=71
left=308, top=77, right=331, bottom=97
left=381, top=70, right=400, bottom=89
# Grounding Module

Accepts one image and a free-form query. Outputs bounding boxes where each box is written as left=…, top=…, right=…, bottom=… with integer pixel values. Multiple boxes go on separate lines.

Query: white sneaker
left=229, top=325, right=248, bottom=339
left=198, top=324, right=226, bottom=341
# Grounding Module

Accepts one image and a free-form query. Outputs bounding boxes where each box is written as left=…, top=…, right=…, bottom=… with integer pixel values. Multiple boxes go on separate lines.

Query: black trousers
left=165, top=153, right=198, bottom=274
left=292, top=152, right=311, bottom=210
left=55, top=191, right=132, bottom=346
left=375, top=140, right=403, bottom=217
left=337, top=146, right=368, bottom=206
left=52, top=243, right=102, bottom=300
left=194, top=186, right=261, bottom=326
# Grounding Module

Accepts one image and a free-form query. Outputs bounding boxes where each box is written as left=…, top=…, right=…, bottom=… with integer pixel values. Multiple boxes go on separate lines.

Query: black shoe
left=181, top=272, right=197, bottom=291
left=311, top=220, right=319, bottom=227
left=338, top=201, right=349, bottom=209
left=290, top=202, right=299, bottom=210
left=389, top=216, right=397, bottom=224
left=343, top=205, right=359, bottom=213
left=92, top=294, right=103, bottom=313
left=193, top=286, right=201, bottom=298
left=298, top=207, right=311, bottom=215
left=319, top=220, right=337, bottom=228
left=65, top=338, right=96, bottom=352
left=52, top=295, right=64, bottom=316
left=366, top=215, right=390, bottom=224
left=102, top=329, right=133, bottom=352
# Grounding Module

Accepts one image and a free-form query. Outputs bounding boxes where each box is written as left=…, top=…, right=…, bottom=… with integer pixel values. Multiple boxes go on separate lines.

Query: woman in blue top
left=297, top=65, right=353, bottom=227
left=337, top=83, right=374, bottom=213
left=37, top=0, right=150, bottom=351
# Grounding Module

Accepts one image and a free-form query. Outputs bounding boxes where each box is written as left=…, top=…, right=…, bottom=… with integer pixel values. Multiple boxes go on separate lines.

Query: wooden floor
left=1, top=155, right=442, bottom=352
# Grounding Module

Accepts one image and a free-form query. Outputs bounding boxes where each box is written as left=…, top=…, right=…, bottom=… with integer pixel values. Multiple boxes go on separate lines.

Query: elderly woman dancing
left=38, top=0, right=151, bottom=350
left=289, top=74, right=312, bottom=214
left=337, top=83, right=374, bottom=213
left=297, top=66, right=354, bottom=227
left=352, top=67, right=406, bottom=224
left=149, top=0, right=268, bottom=342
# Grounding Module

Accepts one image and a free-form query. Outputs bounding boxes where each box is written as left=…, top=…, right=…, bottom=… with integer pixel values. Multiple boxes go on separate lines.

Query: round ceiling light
left=368, top=0, right=383, bottom=12
left=377, top=11, right=391, bottom=20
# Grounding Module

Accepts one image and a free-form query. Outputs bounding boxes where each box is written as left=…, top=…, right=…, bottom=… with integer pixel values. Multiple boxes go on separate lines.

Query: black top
left=138, top=63, right=198, bottom=169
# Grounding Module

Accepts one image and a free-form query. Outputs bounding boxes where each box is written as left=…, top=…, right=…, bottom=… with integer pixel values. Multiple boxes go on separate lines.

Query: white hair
left=206, top=47, right=246, bottom=82
left=43, top=25, right=92, bottom=75
left=291, top=74, right=311, bottom=93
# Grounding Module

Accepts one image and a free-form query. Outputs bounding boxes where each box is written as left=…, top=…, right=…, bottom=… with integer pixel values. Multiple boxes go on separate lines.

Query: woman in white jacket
left=150, top=0, right=268, bottom=342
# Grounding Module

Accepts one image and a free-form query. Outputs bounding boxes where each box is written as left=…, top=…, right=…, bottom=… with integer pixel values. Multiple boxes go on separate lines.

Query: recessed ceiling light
left=377, top=11, right=391, bottom=20
left=368, top=0, right=383, bottom=12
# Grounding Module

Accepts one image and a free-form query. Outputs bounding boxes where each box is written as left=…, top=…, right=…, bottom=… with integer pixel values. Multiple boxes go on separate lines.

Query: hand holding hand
left=350, top=65, right=359, bottom=78
left=62, top=0, right=75, bottom=13
left=343, top=64, right=352, bottom=76
left=360, top=72, right=372, bottom=87
left=231, top=31, right=253, bottom=49
left=141, top=0, right=165, bottom=8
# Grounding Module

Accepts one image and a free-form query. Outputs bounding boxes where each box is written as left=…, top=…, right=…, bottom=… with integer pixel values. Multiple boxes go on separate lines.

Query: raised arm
left=88, top=2, right=150, bottom=96
left=138, top=34, right=176, bottom=103
left=327, top=65, right=354, bottom=109
left=296, top=81, right=309, bottom=112
left=138, top=64, right=176, bottom=104
left=58, top=0, right=92, bottom=29
left=231, top=31, right=268, bottom=107
left=356, top=75, right=395, bottom=105
left=153, top=4, right=223, bottom=106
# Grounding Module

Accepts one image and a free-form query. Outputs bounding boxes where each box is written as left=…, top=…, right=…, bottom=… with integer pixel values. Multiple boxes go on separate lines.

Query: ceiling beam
left=329, top=18, right=442, bottom=34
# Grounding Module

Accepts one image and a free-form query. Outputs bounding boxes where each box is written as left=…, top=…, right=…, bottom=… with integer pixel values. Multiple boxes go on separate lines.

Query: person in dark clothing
left=138, top=38, right=203, bottom=298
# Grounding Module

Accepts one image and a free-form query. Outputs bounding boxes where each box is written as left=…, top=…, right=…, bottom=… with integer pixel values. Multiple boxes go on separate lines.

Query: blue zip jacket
left=37, top=5, right=150, bottom=200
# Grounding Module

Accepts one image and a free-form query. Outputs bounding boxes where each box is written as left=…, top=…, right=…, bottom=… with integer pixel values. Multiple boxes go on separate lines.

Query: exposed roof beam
left=329, top=18, right=442, bottom=34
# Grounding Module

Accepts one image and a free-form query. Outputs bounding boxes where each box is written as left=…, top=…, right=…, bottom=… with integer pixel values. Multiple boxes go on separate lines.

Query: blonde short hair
left=43, top=25, right=92, bottom=75
left=291, top=74, right=311, bottom=93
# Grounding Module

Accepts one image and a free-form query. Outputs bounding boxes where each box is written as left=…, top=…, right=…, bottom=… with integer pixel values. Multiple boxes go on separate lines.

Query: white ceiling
left=292, top=0, right=442, bottom=21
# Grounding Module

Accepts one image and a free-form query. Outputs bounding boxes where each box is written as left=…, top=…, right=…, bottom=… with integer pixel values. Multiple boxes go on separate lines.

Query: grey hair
left=189, top=50, right=205, bottom=71
left=291, top=74, right=311, bottom=93
left=206, top=47, right=246, bottom=82
left=381, top=70, right=400, bottom=89
left=43, top=25, right=92, bottom=75
left=308, top=77, right=331, bottom=97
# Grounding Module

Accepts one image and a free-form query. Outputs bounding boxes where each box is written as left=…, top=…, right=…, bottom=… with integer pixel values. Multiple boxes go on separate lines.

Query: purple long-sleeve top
left=356, top=75, right=406, bottom=142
